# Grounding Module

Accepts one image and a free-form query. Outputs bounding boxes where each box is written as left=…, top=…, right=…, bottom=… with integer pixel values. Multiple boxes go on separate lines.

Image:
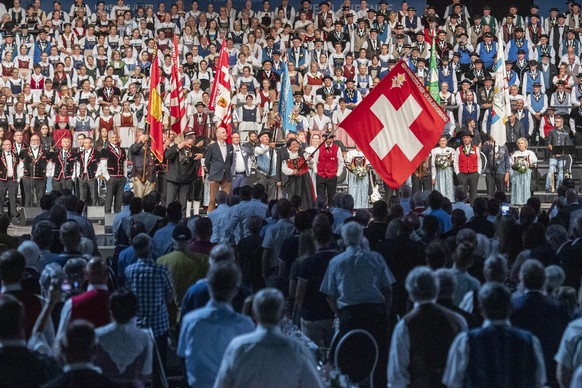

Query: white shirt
left=5, top=152, right=13, bottom=177
left=233, top=146, right=246, bottom=173
left=217, top=141, right=227, bottom=161
left=214, top=324, right=324, bottom=388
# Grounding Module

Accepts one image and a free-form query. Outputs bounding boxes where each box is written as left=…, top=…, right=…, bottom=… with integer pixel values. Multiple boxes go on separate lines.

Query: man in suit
left=45, top=321, right=121, bottom=388
left=205, top=126, right=234, bottom=212
left=0, top=294, right=61, bottom=387
left=77, top=137, right=100, bottom=206
left=99, top=132, right=127, bottom=214
left=17, top=134, right=48, bottom=207
left=443, top=282, right=547, bottom=387
left=230, top=132, right=250, bottom=191
left=50, top=136, right=77, bottom=193
left=506, top=112, right=526, bottom=144
left=0, top=139, right=19, bottom=220
left=511, top=259, right=570, bottom=387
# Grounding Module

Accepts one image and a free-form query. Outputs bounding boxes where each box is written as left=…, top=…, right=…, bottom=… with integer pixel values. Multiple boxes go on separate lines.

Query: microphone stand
left=282, top=124, right=340, bottom=189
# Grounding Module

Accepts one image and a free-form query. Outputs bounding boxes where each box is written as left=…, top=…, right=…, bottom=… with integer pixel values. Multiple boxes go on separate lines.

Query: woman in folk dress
left=430, top=135, right=455, bottom=202
left=309, top=103, right=332, bottom=140
left=346, top=146, right=370, bottom=209
left=114, top=101, right=137, bottom=148
left=510, top=137, right=538, bottom=206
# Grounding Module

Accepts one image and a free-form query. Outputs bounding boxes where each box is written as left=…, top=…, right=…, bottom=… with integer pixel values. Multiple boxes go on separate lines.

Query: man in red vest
left=313, top=131, right=345, bottom=206
left=454, top=131, right=482, bottom=204
left=56, top=258, right=111, bottom=339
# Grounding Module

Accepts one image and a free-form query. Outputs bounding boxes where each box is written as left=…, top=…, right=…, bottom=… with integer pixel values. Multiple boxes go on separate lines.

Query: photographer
left=164, top=130, right=204, bottom=213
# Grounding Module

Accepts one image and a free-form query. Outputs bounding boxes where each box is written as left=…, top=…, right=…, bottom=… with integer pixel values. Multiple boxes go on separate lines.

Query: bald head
left=85, top=258, right=108, bottom=285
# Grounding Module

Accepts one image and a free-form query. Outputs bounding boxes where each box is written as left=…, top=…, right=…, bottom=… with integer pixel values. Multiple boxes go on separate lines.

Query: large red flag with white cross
left=340, top=61, right=449, bottom=189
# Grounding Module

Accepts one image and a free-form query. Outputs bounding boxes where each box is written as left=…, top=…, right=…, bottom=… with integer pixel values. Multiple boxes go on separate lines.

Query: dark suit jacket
left=43, top=368, right=121, bottom=388
left=0, top=345, right=61, bottom=387
left=466, top=216, right=496, bottom=238
left=511, top=291, right=570, bottom=385
left=204, top=141, right=234, bottom=182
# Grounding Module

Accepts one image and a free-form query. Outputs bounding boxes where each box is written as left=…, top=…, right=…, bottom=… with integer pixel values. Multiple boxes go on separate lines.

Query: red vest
left=543, top=115, right=557, bottom=138
left=70, top=289, right=111, bottom=329
left=317, top=143, right=339, bottom=178
left=457, top=146, right=479, bottom=173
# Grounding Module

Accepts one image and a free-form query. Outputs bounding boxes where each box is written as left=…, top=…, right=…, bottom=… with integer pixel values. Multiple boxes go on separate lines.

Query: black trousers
left=457, top=172, right=479, bottom=204
left=105, top=176, right=125, bottom=213
left=485, top=173, right=505, bottom=198
left=79, top=177, right=98, bottom=206
left=575, top=132, right=582, bottom=161
left=166, top=181, right=190, bottom=213
left=316, top=175, right=337, bottom=207
left=0, top=179, right=18, bottom=218
left=51, top=178, right=73, bottom=193
left=411, top=174, right=431, bottom=194
left=338, top=303, right=389, bottom=388
left=22, top=178, right=46, bottom=207
left=254, top=173, right=278, bottom=201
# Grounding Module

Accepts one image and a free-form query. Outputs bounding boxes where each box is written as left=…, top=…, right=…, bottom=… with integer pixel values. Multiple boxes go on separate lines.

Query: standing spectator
left=57, top=258, right=111, bottom=340
left=261, top=198, right=296, bottom=284
left=95, top=289, right=153, bottom=386
left=389, top=267, right=467, bottom=386
left=0, top=294, right=61, bottom=387
left=157, top=225, right=209, bottom=311
left=45, top=321, right=122, bottom=388
left=178, top=262, right=254, bottom=387
left=511, top=260, right=570, bottom=387
left=443, top=283, right=546, bottom=387
left=125, top=233, right=174, bottom=372
left=214, top=288, right=323, bottom=388
left=152, top=201, right=182, bottom=257
left=295, top=215, right=338, bottom=347
left=321, top=221, right=394, bottom=388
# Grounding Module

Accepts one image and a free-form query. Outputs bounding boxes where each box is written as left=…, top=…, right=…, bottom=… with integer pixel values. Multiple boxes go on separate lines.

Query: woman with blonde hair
left=510, top=137, right=537, bottom=206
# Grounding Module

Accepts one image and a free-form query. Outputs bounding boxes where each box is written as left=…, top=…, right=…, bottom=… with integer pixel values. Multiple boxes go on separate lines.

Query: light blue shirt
left=208, top=204, right=231, bottom=244
left=112, top=205, right=130, bottom=240
left=331, top=208, right=354, bottom=235
left=226, top=199, right=268, bottom=244
left=152, top=222, right=177, bottom=258
left=117, top=246, right=137, bottom=283
left=320, top=246, right=395, bottom=309
left=262, top=218, right=296, bottom=268
left=177, top=301, right=254, bottom=388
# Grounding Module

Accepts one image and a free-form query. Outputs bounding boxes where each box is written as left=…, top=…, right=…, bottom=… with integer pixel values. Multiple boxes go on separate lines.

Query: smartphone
left=501, top=203, right=510, bottom=215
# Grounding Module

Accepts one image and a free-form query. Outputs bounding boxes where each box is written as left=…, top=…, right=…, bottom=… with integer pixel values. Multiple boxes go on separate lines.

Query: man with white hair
left=214, top=288, right=323, bottom=387
left=321, top=221, right=395, bottom=388
left=388, top=266, right=467, bottom=387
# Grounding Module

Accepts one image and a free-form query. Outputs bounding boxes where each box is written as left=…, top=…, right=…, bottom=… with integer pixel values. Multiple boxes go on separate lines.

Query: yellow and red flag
left=147, top=52, right=164, bottom=162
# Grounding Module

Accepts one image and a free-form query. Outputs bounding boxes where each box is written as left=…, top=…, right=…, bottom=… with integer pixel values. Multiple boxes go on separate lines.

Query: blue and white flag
left=279, top=60, right=297, bottom=134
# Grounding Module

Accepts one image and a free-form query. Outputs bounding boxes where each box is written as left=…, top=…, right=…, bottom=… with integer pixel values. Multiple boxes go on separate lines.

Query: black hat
left=334, top=20, right=343, bottom=26
left=319, top=1, right=329, bottom=7
left=453, top=52, right=461, bottom=57
left=322, top=75, right=332, bottom=81
left=550, top=7, right=559, bottom=12
left=293, top=91, right=303, bottom=96
left=483, top=32, right=493, bottom=38
left=515, top=27, right=524, bottom=32
left=558, top=13, right=567, bottom=18
left=540, top=34, right=549, bottom=38
left=408, top=7, right=415, bottom=11
left=323, top=131, right=335, bottom=139
left=342, top=6, right=350, bottom=10
left=460, top=79, right=472, bottom=85
left=357, top=18, right=366, bottom=23
left=370, top=28, right=379, bottom=33
left=272, top=50, right=281, bottom=55
left=556, top=80, right=566, bottom=85
left=483, top=5, right=491, bottom=9
left=460, top=130, right=474, bottom=138
left=396, top=33, right=405, bottom=39
left=474, top=58, right=484, bottom=63
left=376, top=12, right=386, bottom=17
left=531, top=4, right=540, bottom=8
left=314, top=38, right=324, bottom=43
left=4, top=33, right=14, bottom=38
left=379, top=0, right=388, bottom=4
left=172, top=225, right=192, bottom=242
left=388, top=59, right=397, bottom=64
left=533, top=82, right=542, bottom=87
left=346, top=78, right=355, bottom=83
left=506, top=60, right=515, bottom=65
left=403, top=43, right=411, bottom=48
left=541, top=53, right=551, bottom=58
left=258, top=129, right=271, bottom=138
left=577, top=73, right=582, bottom=77
left=292, top=34, right=301, bottom=40
left=266, top=35, right=275, bottom=40
left=470, top=52, right=480, bottom=57
left=484, top=74, right=493, bottom=80
left=195, top=101, right=205, bottom=107
left=367, top=8, right=376, bottom=13
left=517, top=49, right=526, bottom=54
left=529, top=59, right=538, bottom=65
left=529, top=13, right=539, bottom=18
left=416, top=31, right=424, bottom=36
left=262, top=58, right=273, bottom=64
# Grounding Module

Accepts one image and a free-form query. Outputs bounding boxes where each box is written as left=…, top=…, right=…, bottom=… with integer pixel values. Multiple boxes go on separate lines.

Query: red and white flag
left=169, top=34, right=187, bottom=134
left=340, top=61, right=449, bottom=188
left=209, top=39, right=233, bottom=141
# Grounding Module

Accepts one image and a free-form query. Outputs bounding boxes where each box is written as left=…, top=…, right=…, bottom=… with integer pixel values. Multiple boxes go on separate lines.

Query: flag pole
left=282, top=124, right=341, bottom=189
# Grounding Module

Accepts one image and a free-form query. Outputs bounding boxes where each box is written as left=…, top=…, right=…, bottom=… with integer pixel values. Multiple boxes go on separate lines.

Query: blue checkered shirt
left=125, top=258, right=174, bottom=337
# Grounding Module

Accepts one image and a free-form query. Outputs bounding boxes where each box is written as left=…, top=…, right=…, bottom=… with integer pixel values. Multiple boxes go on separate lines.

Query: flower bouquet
left=354, top=165, right=368, bottom=179
left=512, top=157, right=529, bottom=173
left=435, top=154, right=451, bottom=169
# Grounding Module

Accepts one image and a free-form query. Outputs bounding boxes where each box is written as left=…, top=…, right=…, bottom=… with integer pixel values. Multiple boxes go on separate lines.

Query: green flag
left=428, top=35, right=440, bottom=104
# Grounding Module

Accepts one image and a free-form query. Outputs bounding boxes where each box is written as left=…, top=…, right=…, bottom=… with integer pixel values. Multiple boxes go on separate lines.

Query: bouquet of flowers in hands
left=435, top=154, right=451, bottom=169
left=512, top=157, right=529, bottom=173
left=354, top=165, right=368, bottom=180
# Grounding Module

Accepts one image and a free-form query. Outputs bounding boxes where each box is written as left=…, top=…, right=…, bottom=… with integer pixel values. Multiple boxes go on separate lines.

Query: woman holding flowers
left=510, top=137, right=538, bottom=205
left=430, top=135, right=455, bottom=201
left=346, top=145, right=370, bottom=209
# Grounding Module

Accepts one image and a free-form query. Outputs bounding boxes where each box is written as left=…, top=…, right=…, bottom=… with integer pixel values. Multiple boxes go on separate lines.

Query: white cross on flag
left=340, top=61, right=449, bottom=188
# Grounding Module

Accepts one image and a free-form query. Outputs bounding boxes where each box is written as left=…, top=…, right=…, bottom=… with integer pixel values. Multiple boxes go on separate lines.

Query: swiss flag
left=340, top=61, right=449, bottom=188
